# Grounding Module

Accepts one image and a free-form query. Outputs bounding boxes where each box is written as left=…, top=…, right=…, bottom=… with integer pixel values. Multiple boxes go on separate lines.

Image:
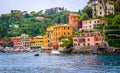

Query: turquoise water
left=0, top=53, right=120, bottom=73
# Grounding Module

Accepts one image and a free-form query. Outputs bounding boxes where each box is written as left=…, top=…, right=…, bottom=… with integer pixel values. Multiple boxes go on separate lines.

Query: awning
left=30, top=46, right=41, bottom=48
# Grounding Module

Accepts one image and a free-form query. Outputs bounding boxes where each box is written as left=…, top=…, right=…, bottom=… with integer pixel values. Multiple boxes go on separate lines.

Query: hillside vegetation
left=0, top=7, right=78, bottom=41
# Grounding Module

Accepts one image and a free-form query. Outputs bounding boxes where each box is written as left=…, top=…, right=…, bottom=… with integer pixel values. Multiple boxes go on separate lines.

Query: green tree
left=79, top=13, right=89, bottom=21
left=112, top=14, right=120, bottom=25
left=82, top=6, right=92, bottom=18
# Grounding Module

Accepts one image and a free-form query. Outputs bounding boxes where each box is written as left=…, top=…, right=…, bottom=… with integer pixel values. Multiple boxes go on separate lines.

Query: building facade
left=69, top=14, right=80, bottom=28
left=46, top=26, right=55, bottom=48
left=10, top=37, right=22, bottom=47
left=43, top=35, right=47, bottom=48
left=45, top=24, right=73, bottom=48
left=30, top=36, right=44, bottom=48
left=53, top=24, right=73, bottom=46
left=21, top=34, right=30, bottom=47
left=82, top=19, right=103, bottom=30
left=73, top=32, right=103, bottom=47
left=92, top=0, right=114, bottom=17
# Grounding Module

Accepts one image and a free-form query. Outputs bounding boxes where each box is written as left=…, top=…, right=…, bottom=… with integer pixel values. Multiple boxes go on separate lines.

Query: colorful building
left=69, top=14, right=80, bottom=28
left=45, top=24, right=73, bottom=48
left=53, top=24, right=73, bottom=46
left=46, top=26, right=55, bottom=48
left=82, top=19, right=104, bottom=30
left=73, top=32, right=103, bottom=47
left=36, top=16, right=44, bottom=20
left=10, top=37, right=22, bottom=47
left=30, top=36, right=44, bottom=48
left=92, top=0, right=114, bottom=18
left=21, top=34, right=30, bottom=47
left=43, top=35, right=47, bottom=48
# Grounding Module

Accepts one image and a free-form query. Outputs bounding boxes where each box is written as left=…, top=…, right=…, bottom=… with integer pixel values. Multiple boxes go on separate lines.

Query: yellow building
left=53, top=24, right=73, bottom=46
left=43, top=35, right=47, bottom=48
left=30, top=36, right=44, bottom=48
left=45, top=24, right=73, bottom=48
left=46, top=26, right=55, bottom=48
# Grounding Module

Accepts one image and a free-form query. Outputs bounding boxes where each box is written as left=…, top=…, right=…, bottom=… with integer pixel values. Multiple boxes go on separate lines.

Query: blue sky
left=0, top=0, right=88, bottom=14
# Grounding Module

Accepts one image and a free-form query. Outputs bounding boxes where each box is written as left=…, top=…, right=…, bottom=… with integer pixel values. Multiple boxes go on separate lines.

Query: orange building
left=10, top=37, right=22, bottom=47
left=46, top=24, right=73, bottom=48
left=69, top=14, right=80, bottom=28
left=53, top=24, right=73, bottom=46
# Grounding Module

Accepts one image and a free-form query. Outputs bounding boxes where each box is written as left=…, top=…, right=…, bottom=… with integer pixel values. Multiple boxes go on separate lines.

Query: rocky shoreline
left=59, top=47, right=120, bottom=54
left=41, top=47, right=120, bottom=54
left=0, top=47, right=120, bottom=54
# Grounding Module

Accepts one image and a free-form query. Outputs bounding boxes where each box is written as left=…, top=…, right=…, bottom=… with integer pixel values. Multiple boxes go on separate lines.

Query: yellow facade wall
left=43, top=35, right=47, bottom=48
left=30, top=36, right=44, bottom=47
left=53, top=24, right=73, bottom=45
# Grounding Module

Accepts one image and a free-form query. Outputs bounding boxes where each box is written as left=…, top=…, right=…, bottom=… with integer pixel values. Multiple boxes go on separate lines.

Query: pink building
left=73, top=32, right=103, bottom=47
left=82, top=19, right=104, bottom=30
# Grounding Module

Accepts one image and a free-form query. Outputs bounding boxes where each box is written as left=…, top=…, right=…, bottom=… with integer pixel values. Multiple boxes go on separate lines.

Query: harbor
left=0, top=53, right=120, bottom=73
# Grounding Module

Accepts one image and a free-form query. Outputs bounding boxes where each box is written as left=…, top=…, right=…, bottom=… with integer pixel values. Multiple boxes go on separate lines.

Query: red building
left=0, top=41, right=11, bottom=46
left=10, top=37, right=22, bottom=47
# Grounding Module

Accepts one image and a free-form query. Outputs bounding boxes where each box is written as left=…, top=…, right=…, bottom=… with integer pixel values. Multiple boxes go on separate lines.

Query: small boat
left=34, top=53, right=39, bottom=56
left=51, top=50, right=60, bottom=55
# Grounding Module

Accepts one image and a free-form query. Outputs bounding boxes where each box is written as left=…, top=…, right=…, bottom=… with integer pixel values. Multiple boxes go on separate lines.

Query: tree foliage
left=0, top=7, right=72, bottom=41
left=82, top=5, right=92, bottom=18
left=60, top=36, right=73, bottom=48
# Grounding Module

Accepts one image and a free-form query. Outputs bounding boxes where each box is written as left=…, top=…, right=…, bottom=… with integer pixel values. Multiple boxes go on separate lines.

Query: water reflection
left=0, top=53, right=120, bottom=73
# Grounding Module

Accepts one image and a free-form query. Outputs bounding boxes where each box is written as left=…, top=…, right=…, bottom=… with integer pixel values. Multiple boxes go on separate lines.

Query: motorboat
left=34, top=53, right=39, bottom=56
left=51, top=50, right=60, bottom=55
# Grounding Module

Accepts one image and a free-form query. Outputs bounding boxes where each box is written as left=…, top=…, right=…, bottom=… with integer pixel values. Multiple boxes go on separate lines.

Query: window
left=64, top=32, right=66, bottom=35
left=94, top=13, right=96, bottom=16
left=74, top=44, right=77, bottom=46
left=83, top=43, right=85, bottom=46
left=88, top=43, right=90, bottom=46
left=74, top=16, right=76, bottom=19
left=100, top=6, right=102, bottom=10
left=82, top=34, right=84, bottom=36
left=68, top=27, right=69, bottom=30
left=79, top=39, right=85, bottom=42
left=100, top=11, right=102, bottom=15
left=89, top=25, right=91, bottom=28
left=64, top=27, right=66, bottom=30
left=90, top=21, right=91, bottom=24
left=94, top=21, right=96, bottom=24
left=48, top=40, right=50, bottom=42
left=68, top=32, right=70, bottom=35
left=97, top=20, right=99, bottom=23
left=87, top=34, right=89, bottom=36
left=88, top=38, right=90, bottom=41
left=94, top=8, right=96, bottom=11
left=112, top=8, right=113, bottom=11
left=78, top=43, right=80, bottom=46
left=74, top=39, right=77, bottom=41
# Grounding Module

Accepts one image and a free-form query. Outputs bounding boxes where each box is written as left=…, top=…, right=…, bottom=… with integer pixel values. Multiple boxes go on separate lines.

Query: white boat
left=51, top=50, right=60, bottom=55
